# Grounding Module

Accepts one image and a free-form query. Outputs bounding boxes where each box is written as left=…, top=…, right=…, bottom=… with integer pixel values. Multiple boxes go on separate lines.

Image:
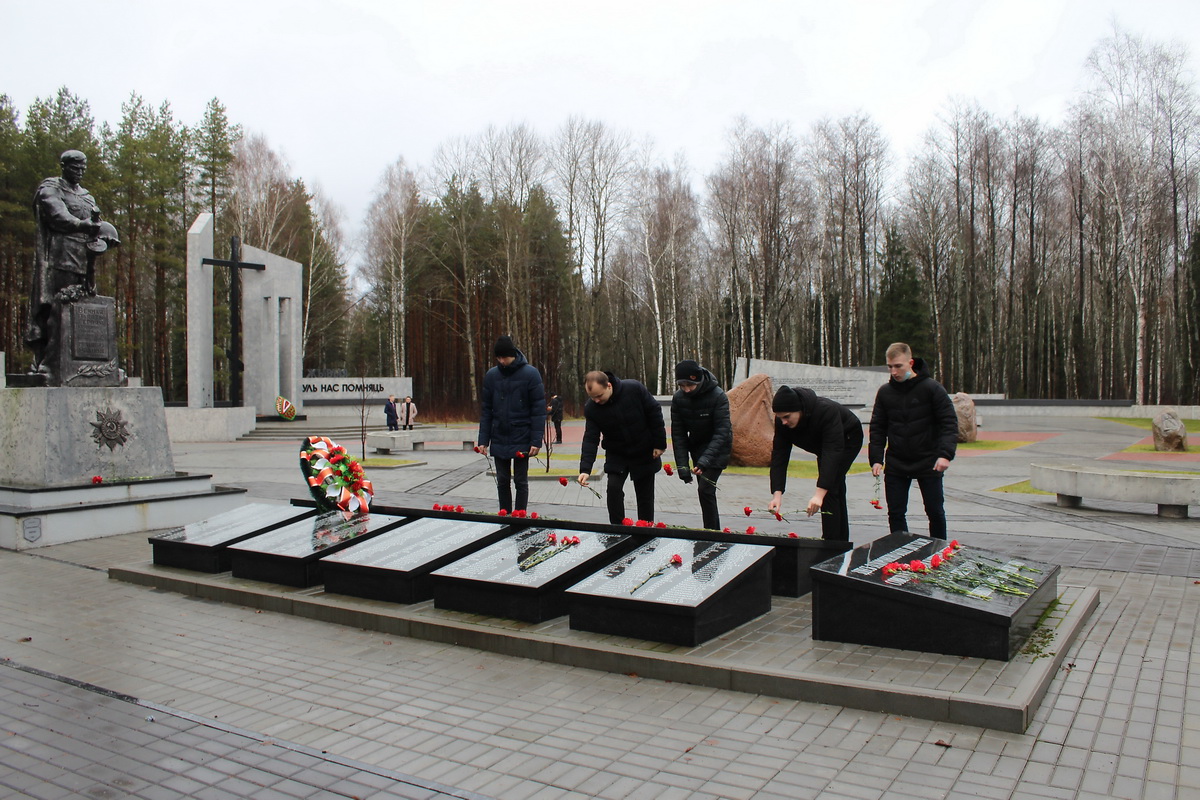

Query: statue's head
left=60, top=150, right=87, bottom=184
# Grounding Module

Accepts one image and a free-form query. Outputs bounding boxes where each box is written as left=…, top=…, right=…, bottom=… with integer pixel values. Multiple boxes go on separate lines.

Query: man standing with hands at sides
left=767, top=385, right=863, bottom=541
left=869, top=342, right=958, bottom=538
left=399, top=395, right=418, bottom=430
left=547, top=394, right=564, bottom=443
left=670, top=359, right=732, bottom=530
left=384, top=394, right=400, bottom=431
left=578, top=371, right=667, bottom=525
left=478, top=336, right=545, bottom=515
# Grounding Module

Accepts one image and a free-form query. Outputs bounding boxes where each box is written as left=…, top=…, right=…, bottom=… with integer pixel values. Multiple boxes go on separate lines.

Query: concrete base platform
left=0, top=476, right=246, bottom=550
left=110, top=560, right=1098, bottom=733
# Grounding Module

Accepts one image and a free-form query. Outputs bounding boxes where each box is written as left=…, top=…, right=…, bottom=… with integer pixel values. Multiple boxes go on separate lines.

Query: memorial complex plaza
left=1, top=411, right=1199, bottom=799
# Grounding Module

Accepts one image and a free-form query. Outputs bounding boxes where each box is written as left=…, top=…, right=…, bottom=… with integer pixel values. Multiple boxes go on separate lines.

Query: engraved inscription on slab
left=324, top=518, right=508, bottom=572
left=72, top=302, right=115, bottom=361
left=431, top=528, right=630, bottom=589
left=228, top=511, right=405, bottom=559
left=568, top=538, right=773, bottom=607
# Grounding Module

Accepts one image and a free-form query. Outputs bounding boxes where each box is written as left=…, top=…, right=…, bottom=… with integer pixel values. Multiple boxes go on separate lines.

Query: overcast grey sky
left=4, top=0, right=1200, bottom=267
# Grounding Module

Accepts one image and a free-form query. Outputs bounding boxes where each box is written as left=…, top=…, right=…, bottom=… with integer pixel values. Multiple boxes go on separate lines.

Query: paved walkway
left=1, top=415, right=1198, bottom=799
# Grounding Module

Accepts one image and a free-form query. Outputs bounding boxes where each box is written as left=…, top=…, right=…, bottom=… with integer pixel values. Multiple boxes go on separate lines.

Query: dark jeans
left=494, top=456, right=530, bottom=512
left=694, top=467, right=724, bottom=530
left=884, top=470, right=946, bottom=538
left=552, top=420, right=562, bottom=443
left=607, top=469, right=655, bottom=524
left=387, top=421, right=398, bottom=431
left=814, top=427, right=863, bottom=541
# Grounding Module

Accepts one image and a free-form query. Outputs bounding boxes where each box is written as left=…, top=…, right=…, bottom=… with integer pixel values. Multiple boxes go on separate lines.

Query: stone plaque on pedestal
left=811, top=532, right=1059, bottom=661
left=430, top=528, right=636, bottom=622
left=322, top=517, right=512, bottom=603
left=59, top=296, right=126, bottom=387
left=566, top=538, right=774, bottom=646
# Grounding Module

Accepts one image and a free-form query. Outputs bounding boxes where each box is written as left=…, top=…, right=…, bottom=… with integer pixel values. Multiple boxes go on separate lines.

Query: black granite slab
left=149, top=504, right=316, bottom=572
left=811, top=532, right=1060, bottom=661
left=430, top=528, right=637, bottom=622
left=332, top=500, right=852, bottom=597
left=227, top=511, right=407, bottom=587
left=565, top=538, right=774, bottom=646
left=321, top=518, right=512, bottom=603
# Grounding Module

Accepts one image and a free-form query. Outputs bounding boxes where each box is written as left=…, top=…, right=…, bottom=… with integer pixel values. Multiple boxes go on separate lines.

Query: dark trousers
left=386, top=419, right=398, bottom=431
left=695, top=467, right=724, bottom=530
left=814, top=428, right=863, bottom=541
left=607, top=469, right=655, bottom=524
left=494, top=456, right=530, bottom=512
left=552, top=419, right=562, bottom=443
left=885, top=471, right=946, bottom=538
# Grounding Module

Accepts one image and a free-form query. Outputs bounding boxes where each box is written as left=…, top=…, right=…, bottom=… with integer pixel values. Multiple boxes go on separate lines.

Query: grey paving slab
left=2, top=414, right=1199, bottom=798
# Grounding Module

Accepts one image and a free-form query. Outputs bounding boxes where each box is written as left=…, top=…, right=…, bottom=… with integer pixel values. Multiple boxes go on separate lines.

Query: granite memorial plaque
left=566, top=538, right=774, bottom=646
left=430, top=528, right=636, bottom=622
left=811, top=532, right=1059, bottom=660
left=149, top=504, right=315, bottom=572
left=766, top=535, right=853, bottom=596
left=227, top=510, right=407, bottom=587
left=321, top=517, right=512, bottom=603
left=59, top=295, right=125, bottom=387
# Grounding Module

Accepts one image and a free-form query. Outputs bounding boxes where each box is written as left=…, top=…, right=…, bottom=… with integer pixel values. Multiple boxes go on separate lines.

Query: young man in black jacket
left=577, top=371, right=667, bottom=524
left=868, top=342, right=958, bottom=538
left=767, top=385, right=863, bottom=541
left=670, top=359, right=732, bottom=530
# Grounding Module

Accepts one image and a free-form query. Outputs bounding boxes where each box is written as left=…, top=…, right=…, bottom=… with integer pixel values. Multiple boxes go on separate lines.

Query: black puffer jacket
left=580, top=373, right=667, bottom=476
left=478, top=349, right=546, bottom=459
left=868, top=358, right=957, bottom=476
left=770, top=386, right=863, bottom=493
left=670, top=367, right=732, bottom=470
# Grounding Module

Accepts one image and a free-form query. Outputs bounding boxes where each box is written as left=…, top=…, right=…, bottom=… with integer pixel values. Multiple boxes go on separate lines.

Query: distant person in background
left=869, top=342, right=957, bottom=538
left=670, top=359, right=732, bottom=530
left=399, top=395, right=418, bottom=430
left=547, top=394, right=564, bottom=443
left=768, top=385, right=863, bottom=541
left=478, top=335, right=546, bottom=513
left=578, top=371, right=667, bottom=524
left=384, top=394, right=400, bottom=431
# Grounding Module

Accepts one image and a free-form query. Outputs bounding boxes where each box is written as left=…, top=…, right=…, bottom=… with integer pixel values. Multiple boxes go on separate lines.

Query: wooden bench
left=366, top=429, right=476, bottom=453
left=1030, top=462, right=1199, bottom=519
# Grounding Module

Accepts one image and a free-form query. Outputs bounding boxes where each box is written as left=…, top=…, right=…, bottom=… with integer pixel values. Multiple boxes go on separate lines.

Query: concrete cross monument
left=184, top=213, right=302, bottom=436
left=201, top=236, right=265, bottom=407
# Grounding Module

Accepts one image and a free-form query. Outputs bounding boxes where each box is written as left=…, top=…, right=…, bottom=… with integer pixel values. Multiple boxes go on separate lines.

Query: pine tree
left=874, top=223, right=932, bottom=362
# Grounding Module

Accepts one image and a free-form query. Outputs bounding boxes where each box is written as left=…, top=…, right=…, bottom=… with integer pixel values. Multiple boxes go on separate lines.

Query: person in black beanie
left=670, top=359, right=732, bottom=529
left=767, top=384, right=864, bottom=541
left=478, top=335, right=545, bottom=513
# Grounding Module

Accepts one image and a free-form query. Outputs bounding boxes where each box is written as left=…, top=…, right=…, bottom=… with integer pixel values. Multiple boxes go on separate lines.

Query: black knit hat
left=675, top=359, right=702, bottom=384
left=494, top=335, right=518, bottom=358
left=772, top=385, right=803, bottom=413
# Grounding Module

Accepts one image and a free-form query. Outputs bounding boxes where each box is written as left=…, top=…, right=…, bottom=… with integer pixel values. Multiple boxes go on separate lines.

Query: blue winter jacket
left=478, top=349, right=546, bottom=459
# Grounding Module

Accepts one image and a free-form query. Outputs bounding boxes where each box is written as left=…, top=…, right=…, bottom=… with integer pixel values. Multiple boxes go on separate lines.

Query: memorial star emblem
left=90, top=407, right=130, bottom=451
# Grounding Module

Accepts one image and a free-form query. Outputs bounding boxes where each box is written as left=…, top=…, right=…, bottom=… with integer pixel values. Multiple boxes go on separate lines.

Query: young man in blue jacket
left=478, top=336, right=545, bottom=514
left=868, top=342, right=958, bottom=538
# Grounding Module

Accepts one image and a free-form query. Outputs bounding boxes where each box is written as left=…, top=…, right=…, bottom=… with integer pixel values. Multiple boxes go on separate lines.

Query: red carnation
left=942, top=547, right=953, bottom=559
left=559, top=477, right=569, bottom=486
left=432, top=503, right=442, bottom=511
left=787, top=532, right=798, bottom=538
left=670, top=554, right=683, bottom=566
left=951, top=540, right=961, bottom=549
left=516, top=451, right=527, bottom=459
left=514, top=509, right=527, bottom=518
left=91, top=475, right=103, bottom=484
left=774, top=513, right=783, bottom=521
left=908, top=559, right=926, bottom=572
left=746, top=526, right=756, bottom=535
left=743, top=506, right=753, bottom=517
left=530, top=511, right=539, bottom=519
left=455, top=505, right=464, bottom=513
left=723, top=527, right=732, bottom=533
left=930, top=554, right=942, bottom=568
left=548, top=533, right=557, bottom=544
left=655, top=522, right=667, bottom=528
left=473, top=446, right=482, bottom=453
left=664, top=463, right=674, bottom=476
left=622, top=518, right=634, bottom=526
left=498, top=509, right=508, bottom=517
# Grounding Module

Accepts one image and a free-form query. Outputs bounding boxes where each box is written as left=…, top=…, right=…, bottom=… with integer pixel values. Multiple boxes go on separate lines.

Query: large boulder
left=1152, top=409, right=1188, bottom=452
left=952, top=392, right=978, bottom=443
left=728, top=373, right=775, bottom=467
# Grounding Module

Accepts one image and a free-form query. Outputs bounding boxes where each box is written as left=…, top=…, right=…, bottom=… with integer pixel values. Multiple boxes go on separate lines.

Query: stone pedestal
left=0, top=386, right=247, bottom=550
left=0, top=387, right=174, bottom=487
